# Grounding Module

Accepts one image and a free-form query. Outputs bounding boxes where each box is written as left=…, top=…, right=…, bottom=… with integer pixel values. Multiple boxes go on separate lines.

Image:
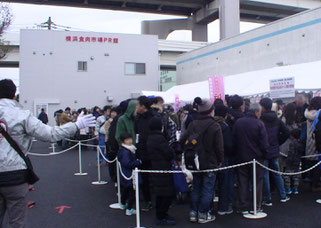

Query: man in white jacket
left=0, top=79, right=96, bottom=228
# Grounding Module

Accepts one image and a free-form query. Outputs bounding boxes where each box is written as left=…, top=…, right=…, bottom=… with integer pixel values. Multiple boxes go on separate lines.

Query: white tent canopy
left=143, top=60, right=321, bottom=103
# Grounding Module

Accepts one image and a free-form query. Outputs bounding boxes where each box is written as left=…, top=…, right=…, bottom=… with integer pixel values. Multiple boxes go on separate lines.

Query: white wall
left=20, top=30, right=159, bottom=125
left=177, top=7, right=321, bottom=85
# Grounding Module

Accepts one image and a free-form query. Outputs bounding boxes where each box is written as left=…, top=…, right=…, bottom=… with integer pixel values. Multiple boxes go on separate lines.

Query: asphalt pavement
left=18, top=141, right=321, bottom=228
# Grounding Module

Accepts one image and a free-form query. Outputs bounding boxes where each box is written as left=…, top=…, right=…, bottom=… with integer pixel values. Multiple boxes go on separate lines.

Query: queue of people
left=2, top=77, right=321, bottom=227
left=35, top=94, right=321, bottom=225
left=93, top=93, right=320, bottom=226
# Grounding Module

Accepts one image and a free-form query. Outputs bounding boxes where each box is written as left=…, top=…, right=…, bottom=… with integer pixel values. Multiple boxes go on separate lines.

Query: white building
left=177, top=7, right=321, bottom=85
left=19, top=29, right=159, bottom=125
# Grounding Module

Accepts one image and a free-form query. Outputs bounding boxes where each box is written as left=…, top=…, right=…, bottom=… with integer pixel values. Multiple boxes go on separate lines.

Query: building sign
left=65, top=36, right=119, bottom=44
left=270, top=77, right=295, bottom=99
left=160, top=70, right=176, bottom=91
left=208, top=76, right=225, bottom=103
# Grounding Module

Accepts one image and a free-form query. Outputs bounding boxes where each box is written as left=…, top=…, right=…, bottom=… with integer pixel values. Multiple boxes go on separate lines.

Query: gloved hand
left=75, top=112, right=96, bottom=129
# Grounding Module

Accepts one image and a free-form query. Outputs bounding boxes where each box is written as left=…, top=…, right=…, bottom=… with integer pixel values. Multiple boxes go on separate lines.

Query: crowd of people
left=53, top=93, right=321, bottom=225
left=1, top=78, right=321, bottom=227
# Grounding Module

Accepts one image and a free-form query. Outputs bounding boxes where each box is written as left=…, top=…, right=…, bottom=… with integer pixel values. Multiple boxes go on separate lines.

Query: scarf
left=121, top=144, right=137, bottom=154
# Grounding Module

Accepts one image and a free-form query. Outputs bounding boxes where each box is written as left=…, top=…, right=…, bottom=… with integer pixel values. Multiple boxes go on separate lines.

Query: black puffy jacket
left=147, top=131, right=175, bottom=196
left=260, top=111, right=290, bottom=159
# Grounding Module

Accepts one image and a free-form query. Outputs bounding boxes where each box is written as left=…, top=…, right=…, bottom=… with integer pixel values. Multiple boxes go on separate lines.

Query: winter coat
left=286, top=139, right=304, bottom=169
left=295, top=103, right=308, bottom=125
left=227, top=108, right=245, bottom=129
left=233, top=112, right=270, bottom=162
left=260, top=111, right=290, bottom=159
left=280, top=117, right=298, bottom=157
left=104, top=118, right=113, bottom=142
left=38, top=112, right=48, bottom=124
left=115, top=100, right=137, bottom=145
left=107, top=115, right=119, bottom=152
left=305, top=109, right=318, bottom=161
left=95, top=115, right=107, bottom=136
left=180, top=115, right=224, bottom=170
left=214, top=116, right=234, bottom=156
left=147, top=131, right=175, bottom=196
left=0, top=99, right=77, bottom=186
left=151, top=105, right=171, bottom=141
left=135, top=110, right=154, bottom=161
left=117, top=146, right=141, bottom=188
left=59, top=112, right=72, bottom=126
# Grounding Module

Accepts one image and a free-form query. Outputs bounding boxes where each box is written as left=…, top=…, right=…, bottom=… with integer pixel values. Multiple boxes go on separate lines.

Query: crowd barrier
left=27, top=138, right=321, bottom=228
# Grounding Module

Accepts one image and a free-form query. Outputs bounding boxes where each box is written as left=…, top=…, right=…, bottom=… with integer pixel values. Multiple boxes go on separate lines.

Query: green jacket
left=115, top=100, right=137, bottom=145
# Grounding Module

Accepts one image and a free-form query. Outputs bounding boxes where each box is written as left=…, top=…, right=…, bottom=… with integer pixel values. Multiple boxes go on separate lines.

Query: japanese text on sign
left=270, top=77, right=295, bottom=99
left=208, top=76, right=225, bottom=103
left=65, top=36, right=119, bottom=44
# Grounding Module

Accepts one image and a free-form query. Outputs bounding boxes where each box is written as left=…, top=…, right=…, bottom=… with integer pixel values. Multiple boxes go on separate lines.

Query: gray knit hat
left=194, top=97, right=214, bottom=115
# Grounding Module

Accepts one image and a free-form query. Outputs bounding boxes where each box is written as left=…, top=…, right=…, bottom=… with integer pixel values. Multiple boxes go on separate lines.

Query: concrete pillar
left=192, top=24, right=208, bottom=42
left=141, top=19, right=189, bottom=40
left=141, top=18, right=208, bottom=42
left=219, top=0, right=240, bottom=40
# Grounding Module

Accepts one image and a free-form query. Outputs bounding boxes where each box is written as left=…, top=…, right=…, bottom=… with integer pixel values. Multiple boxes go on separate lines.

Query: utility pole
left=36, top=17, right=71, bottom=31
left=48, top=17, right=52, bottom=30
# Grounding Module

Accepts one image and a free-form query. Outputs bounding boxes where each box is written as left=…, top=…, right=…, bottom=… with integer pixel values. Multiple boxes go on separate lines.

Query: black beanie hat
left=149, top=116, right=163, bottom=131
left=120, top=132, right=132, bottom=142
left=0, top=79, right=16, bottom=99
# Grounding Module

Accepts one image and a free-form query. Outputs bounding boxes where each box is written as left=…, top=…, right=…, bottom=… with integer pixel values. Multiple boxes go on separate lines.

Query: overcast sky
left=1, top=3, right=262, bottom=91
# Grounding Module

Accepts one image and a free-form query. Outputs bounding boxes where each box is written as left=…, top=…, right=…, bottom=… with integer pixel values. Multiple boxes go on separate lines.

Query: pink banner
left=174, top=94, right=180, bottom=113
left=208, top=76, right=225, bottom=103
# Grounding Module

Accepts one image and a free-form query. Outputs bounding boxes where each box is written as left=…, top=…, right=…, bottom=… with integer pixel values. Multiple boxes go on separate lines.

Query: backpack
left=183, top=122, right=215, bottom=170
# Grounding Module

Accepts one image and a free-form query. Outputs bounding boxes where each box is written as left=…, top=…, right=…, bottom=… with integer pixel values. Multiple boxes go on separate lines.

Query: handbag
left=172, top=161, right=189, bottom=193
left=0, top=125, right=40, bottom=185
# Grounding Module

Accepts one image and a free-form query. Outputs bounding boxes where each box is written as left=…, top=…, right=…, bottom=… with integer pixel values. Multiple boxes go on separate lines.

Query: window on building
left=78, top=61, right=87, bottom=72
left=125, top=63, right=146, bottom=75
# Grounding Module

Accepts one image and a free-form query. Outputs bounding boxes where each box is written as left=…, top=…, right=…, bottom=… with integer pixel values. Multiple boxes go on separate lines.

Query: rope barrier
left=27, top=143, right=80, bottom=156
left=65, top=137, right=96, bottom=143
left=81, top=143, right=106, bottom=148
left=256, top=160, right=321, bottom=176
left=117, top=161, right=134, bottom=180
left=280, top=152, right=321, bottom=159
left=136, top=161, right=254, bottom=174
left=97, top=146, right=117, bottom=164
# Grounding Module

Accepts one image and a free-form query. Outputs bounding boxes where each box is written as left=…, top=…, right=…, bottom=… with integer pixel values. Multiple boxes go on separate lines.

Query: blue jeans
left=263, top=158, right=286, bottom=201
left=62, top=139, right=67, bottom=150
left=190, top=172, right=216, bottom=214
left=98, top=134, right=105, bottom=162
left=217, top=157, right=234, bottom=212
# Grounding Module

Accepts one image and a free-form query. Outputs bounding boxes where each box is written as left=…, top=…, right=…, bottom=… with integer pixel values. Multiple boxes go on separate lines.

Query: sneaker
left=189, top=211, right=197, bottom=223
left=119, top=204, right=126, bottom=210
left=236, top=208, right=249, bottom=215
left=141, top=201, right=152, bottom=212
left=156, top=218, right=176, bottom=226
left=125, top=209, right=136, bottom=216
left=250, top=208, right=263, bottom=213
left=293, top=189, right=299, bottom=195
left=218, top=209, right=233, bottom=216
left=280, top=197, right=290, bottom=203
left=262, top=200, right=273, bottom=207
left=198, top=213, right=216, bottom=224
left=285, top=189, right=292, bottom=195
